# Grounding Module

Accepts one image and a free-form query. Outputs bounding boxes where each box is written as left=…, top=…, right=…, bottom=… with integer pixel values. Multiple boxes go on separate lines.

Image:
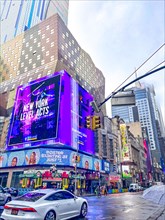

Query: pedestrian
left=95, top=185, right=101, bottom=197
left=103, top=185, right=108, bottom=196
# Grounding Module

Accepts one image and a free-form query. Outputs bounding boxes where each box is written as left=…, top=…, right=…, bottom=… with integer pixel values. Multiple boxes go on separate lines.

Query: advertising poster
left=0, top=148, right=105, bottom=172
left=8, top=151, right=25, bottom=167
left=93, top=158, right=101, bottom=171
left=120, top=124, right=130, bottom=161
left=8, top=74, right=61, bottom=147
left=122, top=165, right=132, bottom=178
left=0, top=153, right=7, bottom=168
left=102, top=160, right=110, bottom=173
left=6, top=71, right=95, bottom=156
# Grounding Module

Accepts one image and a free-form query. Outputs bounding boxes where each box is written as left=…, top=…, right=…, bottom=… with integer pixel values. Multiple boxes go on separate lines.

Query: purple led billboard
left=7, top=71, right=95, bottom=155
left=8, top=74, right=61, bottom=146
left=58, top=72, right=95, bottom=154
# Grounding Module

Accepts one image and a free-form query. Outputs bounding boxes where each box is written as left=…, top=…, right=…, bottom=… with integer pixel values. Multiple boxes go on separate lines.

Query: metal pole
left=74, top=159, right=77, bottom=195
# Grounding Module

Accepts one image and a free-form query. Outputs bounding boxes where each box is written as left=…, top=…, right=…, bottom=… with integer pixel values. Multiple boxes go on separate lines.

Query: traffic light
left=92, top=116, right=101, bottom=130
left=85, top=116, right=91, bottom=129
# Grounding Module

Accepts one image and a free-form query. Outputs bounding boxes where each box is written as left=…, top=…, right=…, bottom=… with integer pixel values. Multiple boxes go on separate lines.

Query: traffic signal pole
left=98, top=65, right=165, bottom=108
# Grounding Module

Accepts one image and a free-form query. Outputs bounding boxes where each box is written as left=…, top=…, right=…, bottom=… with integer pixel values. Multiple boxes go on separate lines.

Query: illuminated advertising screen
left=56, top=71, right=95, bottom=154
left=122, top=165, right=132, bottom=178
left=120, top=124, right=130, bottom=161
left=7, top=71, right=95, bottom=155
left=8, top=74, right=61, bottom=146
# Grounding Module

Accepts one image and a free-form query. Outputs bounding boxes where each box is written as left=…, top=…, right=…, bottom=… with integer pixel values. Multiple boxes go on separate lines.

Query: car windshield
left=15, top=192, right=45, bottom=202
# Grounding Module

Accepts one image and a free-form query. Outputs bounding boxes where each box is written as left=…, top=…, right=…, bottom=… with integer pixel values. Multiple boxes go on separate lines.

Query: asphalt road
left=1, top=192, right=165, bottom=220
left=72, top=192, right=165, bottom=220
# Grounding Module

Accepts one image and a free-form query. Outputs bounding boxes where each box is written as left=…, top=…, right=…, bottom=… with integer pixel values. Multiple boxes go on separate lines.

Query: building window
left=42, top=46, right=45, bottom=51
left=46, top=51, right=49, bottom=56
left=37, top=55, right=41, bottom=60
left=42, top=34, right=45, bottom=39
left=33, top=63, right=36, bottom=68
left=50, top=56, right=54, bottom=61
left=33, top=38, right=37, bottom=43
left=50, top=29, right=54, bottom=34
left=21, top=62, right=24, bottom=67
left=41, top=60, right=45, bottom=65
left=37, top=74, right=41, bottom=78
left=51, top=42, right=54, bottom=47
left=11, top=172, right=23, bottom=188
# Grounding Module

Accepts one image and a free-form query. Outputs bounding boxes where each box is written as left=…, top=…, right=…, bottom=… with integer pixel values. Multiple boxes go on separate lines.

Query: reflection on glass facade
left=112, top=105, right=135, bottom=123
left=0, top=0, right=69, bottom=43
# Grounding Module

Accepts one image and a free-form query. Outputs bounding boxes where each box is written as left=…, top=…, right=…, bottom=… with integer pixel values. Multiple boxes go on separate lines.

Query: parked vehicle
left=4, top=187, right=18, bottom=197
left=138, top=185, right=144, bottom=191
left=129, top=183, right=140, bottom=192
left=154, top=182, right=164, bottom=186
left=0, top=186, right=12, bottom=206
left=2, top=189, right=88, bottom=220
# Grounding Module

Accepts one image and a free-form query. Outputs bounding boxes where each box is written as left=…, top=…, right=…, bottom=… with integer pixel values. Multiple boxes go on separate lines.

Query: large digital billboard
left=0, top=148, right=105, bottom=172
left=8, top=74, right=61, bottom=146
left=7, top=71, right=95, bottom=155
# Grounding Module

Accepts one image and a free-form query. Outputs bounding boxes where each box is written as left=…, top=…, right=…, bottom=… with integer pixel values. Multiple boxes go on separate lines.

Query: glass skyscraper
left=0, top=0, right=69, bottom=43
left=111, top=85, right=163, bottom=167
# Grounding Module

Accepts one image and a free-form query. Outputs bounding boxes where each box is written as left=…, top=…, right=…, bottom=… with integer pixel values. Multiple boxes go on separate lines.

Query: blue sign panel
left=0, top=148, right=110, bottom=172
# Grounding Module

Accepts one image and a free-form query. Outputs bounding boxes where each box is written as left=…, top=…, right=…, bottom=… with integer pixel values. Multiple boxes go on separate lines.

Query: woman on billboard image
left=26, top=152, right=37, bottom=165
left=11, top=157, right=18, bottom=167
left=94, top=161, right=100, bottom=171
left=84, top=160, right=89, bottom=169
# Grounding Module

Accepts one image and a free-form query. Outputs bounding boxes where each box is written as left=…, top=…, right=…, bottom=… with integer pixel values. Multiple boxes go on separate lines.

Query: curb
left=147, top=207, right=165, bottom=220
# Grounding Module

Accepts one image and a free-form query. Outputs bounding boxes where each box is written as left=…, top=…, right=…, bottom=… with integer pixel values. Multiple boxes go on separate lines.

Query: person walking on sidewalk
left=95, top=185, right=101, bottom=197
left=103, top=185, right=108, bottom=196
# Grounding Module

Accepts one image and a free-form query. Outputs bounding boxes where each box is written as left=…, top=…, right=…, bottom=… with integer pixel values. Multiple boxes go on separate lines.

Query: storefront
left=18, top=169, right=87, bottom=191
left=109, top=174, right=122, bottom=189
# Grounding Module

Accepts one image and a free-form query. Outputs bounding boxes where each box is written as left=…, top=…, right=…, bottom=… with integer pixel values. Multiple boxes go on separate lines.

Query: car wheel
left=79, top=202, right=88, bottom=218
left=44, top=210, right=56, bottom=220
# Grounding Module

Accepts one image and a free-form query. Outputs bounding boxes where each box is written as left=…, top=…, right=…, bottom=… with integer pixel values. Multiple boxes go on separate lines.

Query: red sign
left=109, top=175, right=120, bottom=182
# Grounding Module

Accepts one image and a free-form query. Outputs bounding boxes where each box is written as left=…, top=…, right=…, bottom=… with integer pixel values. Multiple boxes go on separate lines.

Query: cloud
left=68, top=1, right=165, bottom=123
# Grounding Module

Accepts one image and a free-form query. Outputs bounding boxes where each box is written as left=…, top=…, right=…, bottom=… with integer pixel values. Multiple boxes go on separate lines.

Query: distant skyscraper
left=111, top=90, right=139, bottom=123
left=0, top=0, right=69, bottom=43
left=111, top=84, right=163, bottom=167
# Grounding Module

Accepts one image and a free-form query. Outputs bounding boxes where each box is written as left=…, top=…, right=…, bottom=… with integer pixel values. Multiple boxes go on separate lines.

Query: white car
left=129, top=183, right=139, bottom=192
left=1, top=189, right=88, bottom=220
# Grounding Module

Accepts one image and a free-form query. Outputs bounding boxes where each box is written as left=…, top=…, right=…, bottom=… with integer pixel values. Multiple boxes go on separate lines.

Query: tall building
left=0, top=0, right=69, bottom=43
left=111, top=90, right=139, bottom=123
left=0, top=14, right=105, bottom=118
left=111, top=84, right=164, bottom=176
left=0, top=14, right=107, bottom=188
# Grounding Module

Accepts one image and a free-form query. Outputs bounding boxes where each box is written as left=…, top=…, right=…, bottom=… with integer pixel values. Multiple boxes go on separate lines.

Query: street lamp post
left=74, top=160, right=78, bottom=195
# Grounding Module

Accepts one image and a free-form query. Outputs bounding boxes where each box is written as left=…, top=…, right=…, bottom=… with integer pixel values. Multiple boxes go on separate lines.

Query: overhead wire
left=104, top=43, right=165, bottom=101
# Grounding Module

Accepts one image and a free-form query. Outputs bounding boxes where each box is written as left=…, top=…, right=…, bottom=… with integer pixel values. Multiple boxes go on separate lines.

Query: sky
left=68, top=1, right=165, bottom=123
